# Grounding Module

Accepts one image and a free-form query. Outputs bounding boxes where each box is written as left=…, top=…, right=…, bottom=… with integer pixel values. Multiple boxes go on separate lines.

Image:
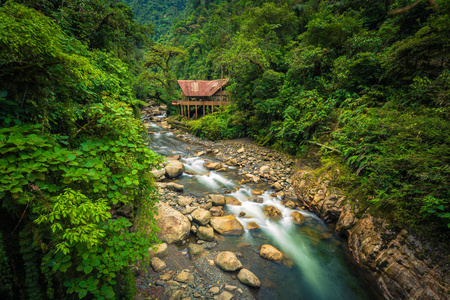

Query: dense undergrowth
left=153, top=0, right=450, bottom=249
left=0, top=1, right=165, bottom=298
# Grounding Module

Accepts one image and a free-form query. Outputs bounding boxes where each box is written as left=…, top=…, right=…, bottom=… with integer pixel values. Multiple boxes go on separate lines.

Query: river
left=146, top=117, right=380, bottom=300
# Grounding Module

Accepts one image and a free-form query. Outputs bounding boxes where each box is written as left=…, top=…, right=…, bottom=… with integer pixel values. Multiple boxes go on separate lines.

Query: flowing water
left=146, top=119, right=380, bottom=300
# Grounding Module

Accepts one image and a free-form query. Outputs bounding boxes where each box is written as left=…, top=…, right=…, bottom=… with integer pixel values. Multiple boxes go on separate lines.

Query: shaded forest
left=0, top=0, right=166, bottom=298
left=134, top=0, right=449, bottom=247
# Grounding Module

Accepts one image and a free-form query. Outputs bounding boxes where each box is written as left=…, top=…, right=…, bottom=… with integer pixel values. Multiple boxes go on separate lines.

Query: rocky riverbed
left=135, top=105, right=314, bottom=300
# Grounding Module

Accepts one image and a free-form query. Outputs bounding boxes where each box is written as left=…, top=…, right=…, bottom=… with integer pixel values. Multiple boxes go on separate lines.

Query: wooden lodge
left=172, top=78, right=230, bottom=119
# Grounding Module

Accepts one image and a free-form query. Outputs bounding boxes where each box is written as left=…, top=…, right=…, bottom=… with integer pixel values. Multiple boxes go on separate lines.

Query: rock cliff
left=292, top=169, right=449, bottom=300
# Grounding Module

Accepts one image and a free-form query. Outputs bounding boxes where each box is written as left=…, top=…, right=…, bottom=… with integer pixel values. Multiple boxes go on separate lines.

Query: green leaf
left=84, top=265, right=93, bottom=274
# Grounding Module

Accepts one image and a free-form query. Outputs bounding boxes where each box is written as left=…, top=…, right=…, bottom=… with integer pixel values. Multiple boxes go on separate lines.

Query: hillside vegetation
left=0, top=0, right=167, bottom=298
left=158, top=0, right=449, bottom=247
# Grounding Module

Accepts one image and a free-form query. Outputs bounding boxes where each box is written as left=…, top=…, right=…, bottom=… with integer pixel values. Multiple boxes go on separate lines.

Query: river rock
left=195, top=151, right=206, bottom=157
left=209, top=206, right=224, bottom=216
left=165, top=160, right=185, bottom=178
left=225, top=158, right=238, bottom=166
left=155, top=202, right=190, bottom=244
left=283, top=200, right=297, bottom=209
left=165, top=182, right=184, bottom=192
left=247, top=222, right=260, bottom=230
left=151, top=169, right=166, bottom=181
left=151, top=257, right=166, bottom=272
left=237, top=269, right=261, bottom=288
left=204, top=161, right=223, bottom=170
left=252, top=190, right=264, bottom=195
left=187, top=243, right=205, bottom=259
left=260, top=165, right=271, bottom=174
left=166, top=155, right=181, bottom=161
left=237, top=146, right=245, bottom=153
left=175, top=270, right=194, bottom=284
left=209, top=287, right=220, bottom=294
left=260, top=244, right=283, bottom=263
left=191, top=208, right=211, bottom=225
left=208, top=194, right=226, bottom=206
left=210, top=215, right=244, bottom=235
left=169, top=289, right=183, bottom=300
left=291, top=211, right=305, bottom=225
left=178, top=196, right=194, bottom=206
left=218, top=291, right=234, bottom=300
left=215, top=251, right=242, bottom=271
left=148, top=243, right=168, bottom=258
left=200, top=202, right=213, bottom=210
left=263, top=206, right=282, bottom=221
left=251, top=197, right=264, bottom=203
left=225, top=197, right=242, bottom=206
left=197, top=226, right=215, bottom=241
left=271, top=182, right=283, bottom=191
left=182, top=205, right=197, bottom=215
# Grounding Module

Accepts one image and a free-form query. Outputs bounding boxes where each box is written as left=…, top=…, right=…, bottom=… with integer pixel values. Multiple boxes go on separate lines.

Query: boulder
left=215, top=251, right=242, bottom=271
left=237, top=269, right=261, bottom=288
left=175, top=270, right=194, bottom=284
left=166, top=155, right=181, bottom=161
left=187, top=243, right=205, bottom=259
left=210, top=215, right=244, bottom=235
left=165, top=182, right=184, bottom=192
left=165, top=161, right=185, bottom=178
left=247, top=222, right=260, bottom=230
left=225, top=197, right=242, bottom=206
left=178, top=196, right=194, bottom=206
left=191, top=208, right=211, bottom=225
left=263, top=206, right=283, bottom=221
left=252, top=190, right=264, bottom=196
left=260, top=244, right=283, bottom=263
left=251, top=197, right=264, bottom=203
left=209, top=287, right=220, bottom=294
left=195, top=151, right=206, bottom=157
left=148, top=243, right=168, bottom=258
left=218, top=291, right=234, bottom=300
left=209, top=206, right=224, bottom=216
left=225, top=158, right=238, bottom=166
left=204, top=161, right=223, bottom=170
left=169, top=290, right=183, bottom=300
left=150, top=169, right=166, bottom=181
left=260, top=165, right=270, bottom=174
left=151, top=257, right=166, bottom=272
left=283, top=200, right=297, bottom=209
left=271, top=182, right=283, bottom=191
left=208, top=194, right=226, bottom=206
left=291, top=211, right=305, bottom=226
left=197, top=226, right=215, bottom=241
left=155, top=202, right=190, bottom=244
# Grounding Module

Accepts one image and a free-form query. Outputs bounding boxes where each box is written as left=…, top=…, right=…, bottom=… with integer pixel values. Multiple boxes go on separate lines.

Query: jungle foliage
left=0, top=1, right=165, bottom=299
left=154, top=0, right=449, bottom=246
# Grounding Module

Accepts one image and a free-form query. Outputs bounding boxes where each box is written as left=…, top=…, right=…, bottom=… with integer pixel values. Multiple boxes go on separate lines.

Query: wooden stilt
left=195, top=105, right=198, bottom=119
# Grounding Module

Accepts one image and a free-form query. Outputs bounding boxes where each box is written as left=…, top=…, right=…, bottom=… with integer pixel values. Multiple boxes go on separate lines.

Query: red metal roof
left=177, top=78, right=229, bottom=97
